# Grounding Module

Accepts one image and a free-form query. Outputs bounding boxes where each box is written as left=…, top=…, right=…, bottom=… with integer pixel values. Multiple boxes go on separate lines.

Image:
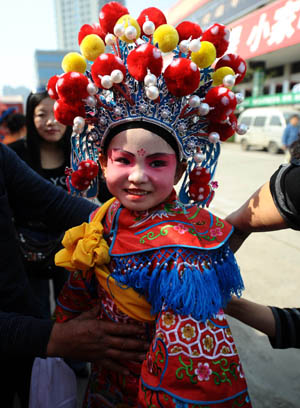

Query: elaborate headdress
left=47, top=1, right=248, bottom=205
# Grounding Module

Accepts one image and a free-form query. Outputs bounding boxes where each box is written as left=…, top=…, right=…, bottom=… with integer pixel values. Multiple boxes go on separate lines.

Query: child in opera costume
left=52, top=2, right=251, bottom=407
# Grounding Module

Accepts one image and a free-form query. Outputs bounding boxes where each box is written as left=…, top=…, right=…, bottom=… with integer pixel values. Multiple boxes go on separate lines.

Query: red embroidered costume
left=55, top=192, right=251, bottom=408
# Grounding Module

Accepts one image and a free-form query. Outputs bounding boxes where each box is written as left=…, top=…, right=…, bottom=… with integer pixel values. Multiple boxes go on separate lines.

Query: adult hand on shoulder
left=47, top=306, right=149, bottom=375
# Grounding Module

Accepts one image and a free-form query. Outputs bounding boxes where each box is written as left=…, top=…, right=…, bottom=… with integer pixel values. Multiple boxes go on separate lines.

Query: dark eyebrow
left=111, top=149, right=135, bottom=157
left=146, top=153, right=175, bottom=159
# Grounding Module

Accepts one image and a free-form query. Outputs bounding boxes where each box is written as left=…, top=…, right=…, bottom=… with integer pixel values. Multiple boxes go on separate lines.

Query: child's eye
left=150, top=160, right=167, bottom=168
left=115, top=157, right=130, bottom=165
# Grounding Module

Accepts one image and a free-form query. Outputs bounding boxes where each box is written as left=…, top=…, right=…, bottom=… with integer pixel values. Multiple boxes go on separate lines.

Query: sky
left=0, top=0, right=174, bottom=94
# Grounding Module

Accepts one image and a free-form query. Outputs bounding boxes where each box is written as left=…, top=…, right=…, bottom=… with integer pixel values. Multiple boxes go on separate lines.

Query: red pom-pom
left=71, top=170, right=92, bottom=191
left=127, top=43, right=163, bottom=81
left=54, top=99, right=86, bottom=126
left=56, top=72, right=89, bottom=104
left=164, top=58, right=200, bottom=97
left=215, top=54, right=247, bottom=84
left=99, top=1, right=129, bottom=34
left=176, top=21, right=202, bottom=42
left=201, top=24, right=230, bottom=58
left=204, top=86, right=237, bottom=122
left=207, top=113, right=238, bottom=141
left=137, top=7, right=167, bottom=37
left=77, top=159, right=99, bottom=180
left=47, top=75, right=60, bottom=100
left=91, top=53, right=126, bottom=88
left=189, top=167, right=211, bottom=201
left=78, top=23, right=105, bottom=45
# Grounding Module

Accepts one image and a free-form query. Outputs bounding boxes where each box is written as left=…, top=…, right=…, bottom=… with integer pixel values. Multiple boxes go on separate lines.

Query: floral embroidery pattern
left=181, top=324, right=196, bottom=341
left=221, top=346, right=230, bottom=354
left=210, top=227, right=223, bottom=237
left=170, top=345, right=183, bottom=353
left=203, top=334, right=214, bottom=352
left=162, top=312, right=176, bottom=328
left=173, top=224, right=189, bottom=234
left=195, top=362, right=212, bottom=382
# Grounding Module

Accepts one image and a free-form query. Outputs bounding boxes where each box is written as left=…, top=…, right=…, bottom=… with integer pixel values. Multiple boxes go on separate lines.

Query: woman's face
left=101, top=128, right=185, bottom=212
left=33, top=97, right=66, bottom=143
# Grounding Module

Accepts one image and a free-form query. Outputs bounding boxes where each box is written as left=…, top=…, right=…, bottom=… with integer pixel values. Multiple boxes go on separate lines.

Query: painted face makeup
left=103, top=128, right=179, bottom=211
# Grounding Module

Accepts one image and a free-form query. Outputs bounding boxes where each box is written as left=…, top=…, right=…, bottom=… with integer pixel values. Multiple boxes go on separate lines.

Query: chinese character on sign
left=227, top=25, right=243, bottom=54
left=267, top=0, right=300, bottom=45
left=246, top=13, right=270, bottom=52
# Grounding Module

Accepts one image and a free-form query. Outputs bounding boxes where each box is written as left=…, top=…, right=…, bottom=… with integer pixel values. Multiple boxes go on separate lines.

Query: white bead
left=178, top=124, right=186, bottom=132
left=198, top=103, right=210, bottom=116
left=87, top=82, right=98, bottom=96
left=179, top=40, right=189, bottom=54
left=85, top=95, right=97, bottom=107
left=208, top=132, right=220, bottom=143
left=114, top=23, right=125, bottom=37
left=125, top=25, right=137, bottom=40
left=73, top=116, right=85, bottom=127
left=236, top=123, right=248, bottom=135
left=144, top=73, right=157, bottom=87
left=194, top=152, right=205, bottom=163
left=99, top=117, right=106, bottom=126
left=114, top=107, right=122, bottom=116
left=189, top=95, right=201, bottom=108
left=105, top=33, right=116, bottom=46
left=143, top=20, right=155, bottom=35
left=161, top=109, right=169, bottom=119
left=223, top=74, right=235, bottom=88
left=189, top=39, right=201, bottom=53
left=111, top=69, right=124, bottom=83
left=146, top=85, right=159, bottom=100
left=73, top=123, right=82, bottom=134
left=101, top=75, right=113, bottom=89
left=235, top=92, right=244, bottom=104
left=139, top=103, right=147, bottom=113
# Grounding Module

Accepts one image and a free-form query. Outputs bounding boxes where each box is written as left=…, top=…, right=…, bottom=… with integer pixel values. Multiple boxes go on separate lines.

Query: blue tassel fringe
left=110, top=243, right=244, bottom=321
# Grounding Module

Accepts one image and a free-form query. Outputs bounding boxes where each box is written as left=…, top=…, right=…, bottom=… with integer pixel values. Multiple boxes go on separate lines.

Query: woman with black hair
left=8, top=90, right=73, bottom=318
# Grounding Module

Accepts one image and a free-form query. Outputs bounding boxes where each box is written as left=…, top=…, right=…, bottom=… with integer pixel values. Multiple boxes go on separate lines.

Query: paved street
left=210, top=143, right=300, bottom=407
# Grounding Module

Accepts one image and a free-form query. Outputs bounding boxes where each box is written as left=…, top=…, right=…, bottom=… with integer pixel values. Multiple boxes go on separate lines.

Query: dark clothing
left=269, top=160, right=300, bottom=230
left=269, top=307, right=300, bottom=349
left=268, top=161, right=300, bottom=348
left=0, top=142, right=97, bottom=352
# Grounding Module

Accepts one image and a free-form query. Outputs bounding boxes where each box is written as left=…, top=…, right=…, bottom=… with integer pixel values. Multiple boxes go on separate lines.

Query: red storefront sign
left=228, top=0, right=300, bottom=60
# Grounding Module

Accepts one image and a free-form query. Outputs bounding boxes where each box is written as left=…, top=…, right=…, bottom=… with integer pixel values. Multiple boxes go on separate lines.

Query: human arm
left=2, top=143, right=97, bottom=231
left=226, top=297, right=300, bottom=349
left=226, top=181, right=287, bottom=252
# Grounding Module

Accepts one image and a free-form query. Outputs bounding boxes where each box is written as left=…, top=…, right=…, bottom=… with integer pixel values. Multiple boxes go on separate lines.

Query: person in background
left=282, top=114, right=299, bottom=161
left=225, top=152, right=300, bottom=348
left=0, top=142, right=147, bottom=408
left=2, top=112, right=26, bottom=144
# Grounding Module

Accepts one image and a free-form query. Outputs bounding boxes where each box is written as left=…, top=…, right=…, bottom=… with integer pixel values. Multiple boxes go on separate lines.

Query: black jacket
left=0, top=143, right=97, bottom=356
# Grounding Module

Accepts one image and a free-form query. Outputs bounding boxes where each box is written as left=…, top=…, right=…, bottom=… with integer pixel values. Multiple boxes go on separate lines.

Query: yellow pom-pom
left=191, top=41, right=216, bottom=69
left=212, top=66, right=235, bottom=86
left=153, top=24, right=179, bottom=53
left=80, top=34, right=105, bottom=61
left=116, top=15, right=141, bottom=43
left=62, top=52, right=87, bottom=73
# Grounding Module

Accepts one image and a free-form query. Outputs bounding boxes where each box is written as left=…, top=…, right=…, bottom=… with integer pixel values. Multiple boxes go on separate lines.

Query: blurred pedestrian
left=2, top=112, right=26, bottom=144
left=282, top=114, right=300, bottom=161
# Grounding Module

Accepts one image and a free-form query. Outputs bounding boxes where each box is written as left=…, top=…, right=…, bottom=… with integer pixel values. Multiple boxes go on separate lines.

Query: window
left=291, top=62, right=300, bottom=74
left=269, top=116, right=281, bottom=126
left=253, top=116, right=266, bottom=126
left=239, top=117, right=251, bottom=126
